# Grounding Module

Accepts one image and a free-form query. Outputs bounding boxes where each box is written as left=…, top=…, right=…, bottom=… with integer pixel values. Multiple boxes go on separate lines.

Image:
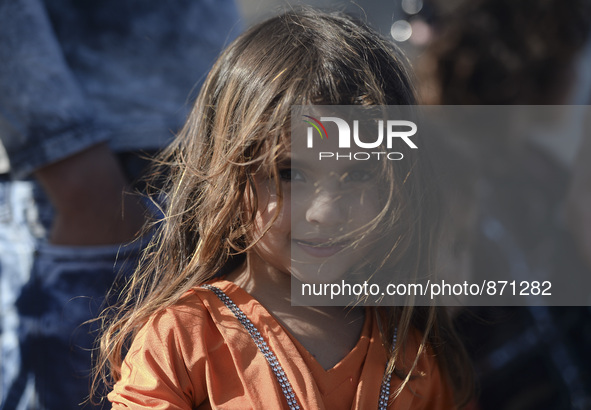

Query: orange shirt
left=109, top=280, right=454, bottom=409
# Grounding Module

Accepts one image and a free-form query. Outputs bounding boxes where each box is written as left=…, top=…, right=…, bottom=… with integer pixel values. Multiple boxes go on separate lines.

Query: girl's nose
left=305, top=188, right=345, bottom=227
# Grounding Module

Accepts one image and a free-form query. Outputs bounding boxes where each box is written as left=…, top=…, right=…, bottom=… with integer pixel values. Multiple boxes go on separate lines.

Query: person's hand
left=34, top=143, right=146, bottom=245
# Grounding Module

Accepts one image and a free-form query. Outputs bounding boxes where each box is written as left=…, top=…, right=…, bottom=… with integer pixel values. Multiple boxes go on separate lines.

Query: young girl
left=95, top=9, right=472, bottom=409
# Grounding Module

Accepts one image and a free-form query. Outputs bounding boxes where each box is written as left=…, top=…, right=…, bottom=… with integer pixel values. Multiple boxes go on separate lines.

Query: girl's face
left=249, top=142, right=384, bottom=285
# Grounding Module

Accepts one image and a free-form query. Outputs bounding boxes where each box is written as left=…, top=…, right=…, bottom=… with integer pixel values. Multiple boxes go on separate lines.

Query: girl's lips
left=294, top=239, right=348, bottom=258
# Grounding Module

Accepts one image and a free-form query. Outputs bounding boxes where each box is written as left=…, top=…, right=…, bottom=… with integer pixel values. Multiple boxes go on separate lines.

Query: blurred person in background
left=0, top=0, right=240, bottom=408
left=415, top=0, right=591, bottom=408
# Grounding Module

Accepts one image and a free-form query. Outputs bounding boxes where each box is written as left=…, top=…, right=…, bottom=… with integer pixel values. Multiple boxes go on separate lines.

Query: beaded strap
left=202, top=284, right=301, bottom=409
left=202, top=284, right=395, bottom=409
left=378, top=328, right=397, bottom=410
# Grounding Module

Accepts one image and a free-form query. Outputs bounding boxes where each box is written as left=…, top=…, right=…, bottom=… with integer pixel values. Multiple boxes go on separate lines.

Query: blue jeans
left=0, top=179, right=146, bottom=409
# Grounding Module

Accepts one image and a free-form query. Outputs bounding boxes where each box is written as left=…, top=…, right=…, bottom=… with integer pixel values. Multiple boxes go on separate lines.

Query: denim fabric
left=0, top=0, right=240, bottom=178
left=15, top=239, right=145, bottom=409
left=0, top=1, right=239, bottom=407
left=0, top=0, right=239, bottom=409
left=0, top=180, right=148, bottom=409
left=0, top=181, right=40, bottom=409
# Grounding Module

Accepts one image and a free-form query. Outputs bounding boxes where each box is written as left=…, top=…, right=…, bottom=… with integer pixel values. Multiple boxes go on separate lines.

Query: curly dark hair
left=428, top=0, right=591, bottom=104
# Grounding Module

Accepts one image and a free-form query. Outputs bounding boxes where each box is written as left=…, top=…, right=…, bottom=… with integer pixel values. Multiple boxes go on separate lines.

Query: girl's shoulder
left=137, top=279, right=236, bottom=336
left=135, top=278, right=245, bottom=341
left=110, top=283, right=233, bottom=407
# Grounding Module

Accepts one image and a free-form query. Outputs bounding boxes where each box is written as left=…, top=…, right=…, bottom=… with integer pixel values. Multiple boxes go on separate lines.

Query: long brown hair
left=94, top=8, right=472, bottom=407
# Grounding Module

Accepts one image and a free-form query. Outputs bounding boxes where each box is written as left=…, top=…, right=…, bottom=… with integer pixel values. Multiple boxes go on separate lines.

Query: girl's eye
left=343, top=169, right=373, bottom=182
left=279, top=168, right=305, bottom=182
